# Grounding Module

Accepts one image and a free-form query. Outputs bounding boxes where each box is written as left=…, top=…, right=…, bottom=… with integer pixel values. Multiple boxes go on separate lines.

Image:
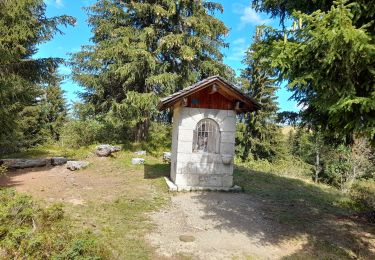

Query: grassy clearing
left=234, top=165, right=357, bottom=215
left=65, top=151, right=170, bottom=259
left=1, top=144, right=373, bottom=259
left=0, top=144, right=171, bottom=259
left=234, top=166, right=374, bottom=259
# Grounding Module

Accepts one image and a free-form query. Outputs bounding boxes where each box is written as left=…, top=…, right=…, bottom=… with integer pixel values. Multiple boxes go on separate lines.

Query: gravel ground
left=147, top=192, right=304, bottom=259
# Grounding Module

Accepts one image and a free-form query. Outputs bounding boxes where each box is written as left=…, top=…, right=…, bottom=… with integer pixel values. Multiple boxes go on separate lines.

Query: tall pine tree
left=41, top=79, right=67, bottom=141
left=0, top=0, right=74, bottom=153
left=71, top=0, right=233, bottom=141
left=251, top=0, right=375, bottom=144
left=236, top=27, right=282, bottom=161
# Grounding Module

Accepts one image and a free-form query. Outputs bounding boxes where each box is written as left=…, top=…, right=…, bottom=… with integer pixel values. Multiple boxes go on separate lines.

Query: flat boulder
left=95, top=147, right=112, bottom=157
left=67, top=161, right=89, bottom=171
left=135, top=150, right=146, bottom=156
left=0, top=159, right=48, bottom=170
left=51, top=157, right=68, bottom=166
left=95, top=144, right=121, bottom=157
left=132, top=158, right=145, bottom=165
left=163, top=152, right=171, bottom=163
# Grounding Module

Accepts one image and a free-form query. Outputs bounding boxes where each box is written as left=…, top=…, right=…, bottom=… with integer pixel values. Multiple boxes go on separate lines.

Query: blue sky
left=38, top=0, right=298, bottom=112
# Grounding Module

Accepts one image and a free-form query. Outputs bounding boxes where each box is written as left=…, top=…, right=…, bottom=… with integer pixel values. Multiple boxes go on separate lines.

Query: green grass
left=1, top=144, right=171, bottom=259
left=1, top=144, right=96, bottom=160
left=2, top=144, right=373, bottom=259
left=64, top=149, right=169, bottom=259
left=68, top=156, right=168, bottom=259
left=234, top=165, right=357, bottom=215
left=283, top=238, right=357, bottom=260
left=74, top=196, right=166, bottom=259
left=234, top=166, right=374, bottom=259
left=0, top=189, right=108, bottom=259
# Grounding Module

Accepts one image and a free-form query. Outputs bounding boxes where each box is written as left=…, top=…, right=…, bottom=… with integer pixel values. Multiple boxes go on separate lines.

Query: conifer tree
left=41, top=81, right=68, bottom=141
left=71, top=0, right=233, bottom=141
left=0, top=0, right=75, bottom=153
left=236, top=28, right=282, bottom=161
left=251, top=0, right=375, bottom=144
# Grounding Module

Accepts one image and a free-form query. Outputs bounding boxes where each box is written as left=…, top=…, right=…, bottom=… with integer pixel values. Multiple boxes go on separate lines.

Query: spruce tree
left=251, top=0, right=375, bottom=144
left=71, top=0, right=233, bottom=141
left=41, top=80, right=68, bottom=141
left=236, top=28, right=282, bottom=161
left=0, top=0, right=75, bottom=153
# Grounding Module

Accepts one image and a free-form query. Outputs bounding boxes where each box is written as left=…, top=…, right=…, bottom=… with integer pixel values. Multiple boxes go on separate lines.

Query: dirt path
left=147, top=193, right=304, bottom=259
left=0, top=157, right=150, bottom=205
left=147, top=191, right=375, bottom=260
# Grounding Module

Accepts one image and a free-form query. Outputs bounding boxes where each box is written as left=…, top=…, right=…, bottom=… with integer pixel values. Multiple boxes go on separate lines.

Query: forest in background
left=0, top=0, right=374, bottom=212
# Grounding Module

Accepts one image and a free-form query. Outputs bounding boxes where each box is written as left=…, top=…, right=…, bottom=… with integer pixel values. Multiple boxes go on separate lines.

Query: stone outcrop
left=94, top=144, right=121, bottom=157
left=67, top=161, right=89, bottom=171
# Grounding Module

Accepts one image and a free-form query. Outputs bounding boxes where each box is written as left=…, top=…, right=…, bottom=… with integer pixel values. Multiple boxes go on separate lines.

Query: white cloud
left=227, top=38, right=248, bottom=62
left=233, top=4, right=271, bottom=30
left=232, top=38, right=246, bottom=45
left=45, top=0, right=64, bottom=8
left=55, top=0, right=63, bottom=7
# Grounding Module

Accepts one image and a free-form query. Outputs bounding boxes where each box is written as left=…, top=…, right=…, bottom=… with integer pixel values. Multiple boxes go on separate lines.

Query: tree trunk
left=134, top=119, right=150, bottom=142
left=314, top=149, right=320, bottom=183
left=344, top=165, right=358, bottom=193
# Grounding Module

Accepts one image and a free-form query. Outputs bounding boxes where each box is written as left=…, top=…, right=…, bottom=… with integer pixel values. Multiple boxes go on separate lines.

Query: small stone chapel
left=158, top=76, right=261, bottom=191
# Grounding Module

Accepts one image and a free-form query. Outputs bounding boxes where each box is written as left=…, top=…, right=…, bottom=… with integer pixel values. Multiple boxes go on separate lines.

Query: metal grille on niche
left=193, top=119, right=220, bottom=153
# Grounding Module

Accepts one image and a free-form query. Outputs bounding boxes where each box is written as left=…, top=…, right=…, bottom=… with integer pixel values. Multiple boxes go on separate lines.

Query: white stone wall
left=170, top=106, right=181, bottom=182
left=170, top=107, right=236, bottom=189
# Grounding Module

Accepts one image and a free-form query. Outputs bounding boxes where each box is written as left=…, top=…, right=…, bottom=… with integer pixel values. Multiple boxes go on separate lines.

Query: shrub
left=60, top=119, right=107, bottom=148
left=236, top=156, right=312, bottom=178
left=0, top=189, right=107, bottom=259
left=0, top=165, right=7, bottom=176
left=350, top=180, right=375, bottom=211
left=146, top=122, right=172, bottom=155
left=320, top=146, right=352, bottom=189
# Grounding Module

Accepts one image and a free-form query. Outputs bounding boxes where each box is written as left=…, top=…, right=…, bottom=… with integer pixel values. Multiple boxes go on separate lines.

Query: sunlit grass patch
left=0, top=189, right=108, bottom=259
left=1, top=144, right=96, bottom=160
left=234, top=166, right=355, bottom=215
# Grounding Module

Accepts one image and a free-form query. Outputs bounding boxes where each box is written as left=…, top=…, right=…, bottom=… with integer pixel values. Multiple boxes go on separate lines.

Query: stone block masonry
left=170, top=107, right=236, bottom=189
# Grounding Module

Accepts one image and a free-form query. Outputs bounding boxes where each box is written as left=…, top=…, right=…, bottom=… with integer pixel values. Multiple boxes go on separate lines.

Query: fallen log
left=0, top=159, right=48, bottom=170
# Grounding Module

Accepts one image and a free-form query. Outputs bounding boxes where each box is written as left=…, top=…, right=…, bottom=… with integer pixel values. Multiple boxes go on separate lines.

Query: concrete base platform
left=164, top=177, right=242, bottom=192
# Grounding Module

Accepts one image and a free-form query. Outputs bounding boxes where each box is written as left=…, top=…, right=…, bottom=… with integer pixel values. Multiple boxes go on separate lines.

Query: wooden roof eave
left=157, top=76, right=262, bottom=112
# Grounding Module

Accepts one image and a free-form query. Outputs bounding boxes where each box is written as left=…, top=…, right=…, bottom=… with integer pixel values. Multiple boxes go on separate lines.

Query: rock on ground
left=67, top=161, right=89, bottom=171
left=0, top=159, right=48, bottom=169
left=135, top=150, right=146, bottom=156
left=132, top=158, right=145, bottom=165
left=163, top=152, right=171, bottom=163
left=95, top=144, right=121, bottom=157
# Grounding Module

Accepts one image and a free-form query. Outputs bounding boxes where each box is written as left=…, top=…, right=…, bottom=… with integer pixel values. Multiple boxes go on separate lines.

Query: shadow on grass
left=143, top=163, right=170, bottom=179
left=190, top=166, right=375, bottom=259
